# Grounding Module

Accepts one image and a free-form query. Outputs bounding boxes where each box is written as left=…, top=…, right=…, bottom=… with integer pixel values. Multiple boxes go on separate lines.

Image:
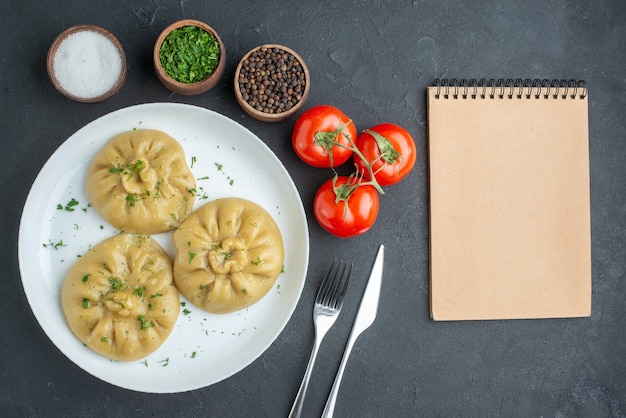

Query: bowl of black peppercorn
left=234, top=44, right=310, bottom=122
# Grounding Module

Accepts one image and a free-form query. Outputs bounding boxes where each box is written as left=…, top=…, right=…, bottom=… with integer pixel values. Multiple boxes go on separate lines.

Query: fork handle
left=321, top=334, right=357, bottom=418
left=288, top=337, right=322, bottom=418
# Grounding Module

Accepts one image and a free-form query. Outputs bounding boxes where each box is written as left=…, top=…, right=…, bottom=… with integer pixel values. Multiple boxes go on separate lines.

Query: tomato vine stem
left=316, top=121, right=386, bottom=196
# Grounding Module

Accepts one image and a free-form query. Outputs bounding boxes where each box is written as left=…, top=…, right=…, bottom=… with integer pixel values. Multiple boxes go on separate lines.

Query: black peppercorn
left=237, top=46, right=307, bottom=115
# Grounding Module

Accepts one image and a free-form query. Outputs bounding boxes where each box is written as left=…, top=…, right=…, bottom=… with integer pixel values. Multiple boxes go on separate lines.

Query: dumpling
left=86, top=129, right=196, bottom=234
left=172, top=198, right=284, bottom=314
left=61, top=233, right=180, bottom=361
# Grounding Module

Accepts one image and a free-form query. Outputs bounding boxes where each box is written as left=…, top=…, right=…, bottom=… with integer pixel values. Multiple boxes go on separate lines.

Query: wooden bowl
left=154, top=19, right=226, bottom=95
left=234, top=44, right=310, bottom=122
left=47, top=25, right=127, bottom=103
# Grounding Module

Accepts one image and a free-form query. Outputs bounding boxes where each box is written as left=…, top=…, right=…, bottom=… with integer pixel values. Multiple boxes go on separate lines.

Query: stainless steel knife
left=322, top=244, right=385, bottom=418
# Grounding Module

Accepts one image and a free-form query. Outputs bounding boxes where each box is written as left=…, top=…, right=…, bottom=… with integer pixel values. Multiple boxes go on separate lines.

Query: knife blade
left=322, top=244, right=385, bottom=418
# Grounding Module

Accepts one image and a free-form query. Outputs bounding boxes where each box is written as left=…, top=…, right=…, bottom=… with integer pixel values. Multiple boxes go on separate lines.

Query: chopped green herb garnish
left=126, top=194, right=139, bottom=207
left=133, top=286, right=145, bottom=297
left=137, top=315, right=150, bottom=330
left=159, top=25, right=220, bottom=83
left=64, top=198, right=80, bottom=212
left=43, top=239, right=66, bottom=250
left=188, top=251, right=197, bottom=264
left=109, top=276, right=125, bottom=290
left=129, top=160, right=143, bottom=172
left=82, top=274, right=90, bottom=283
left=82, top=297, right=90, bottom=309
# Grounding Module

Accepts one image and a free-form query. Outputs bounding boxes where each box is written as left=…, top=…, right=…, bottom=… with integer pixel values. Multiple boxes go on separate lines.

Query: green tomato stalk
left=314, top=121, right=396, bottom=196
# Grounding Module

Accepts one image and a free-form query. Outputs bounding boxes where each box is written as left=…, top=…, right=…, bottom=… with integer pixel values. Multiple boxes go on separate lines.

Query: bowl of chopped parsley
left=153, top=19, right=226, bottom=95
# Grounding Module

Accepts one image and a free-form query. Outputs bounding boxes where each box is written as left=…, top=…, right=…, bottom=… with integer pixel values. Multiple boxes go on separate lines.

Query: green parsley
left=43, top=239, right=66, bottom=250
left=137, top=315, right=150, bottom=330
left=109, top=276, right=125, bottom=291
left=128, top=160, right=144, bottom=173
left=126, top=194, right=139, bottom=207
left=133, top=286, right=146, bottom=297
left=82, top=297, right=90, bottom=309
left=57, top=198, right=79, bottom=212
left=159, top=25, right=220, bottom=84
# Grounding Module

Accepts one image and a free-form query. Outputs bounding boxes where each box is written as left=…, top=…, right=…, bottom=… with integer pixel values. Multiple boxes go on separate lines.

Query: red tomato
left=292, top=105, right=357, bottom=168
left=313, top=176, right=379, bottom=238
left=353, top=123, right=416, bottom=186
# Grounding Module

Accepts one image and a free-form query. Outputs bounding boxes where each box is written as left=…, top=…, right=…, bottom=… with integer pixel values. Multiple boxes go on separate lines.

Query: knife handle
left=321, top=330, right=358, bottom=418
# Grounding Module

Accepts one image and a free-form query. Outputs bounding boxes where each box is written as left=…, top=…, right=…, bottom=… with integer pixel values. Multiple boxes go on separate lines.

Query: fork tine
left=331, top=263, right=351, bottom=309
left=316, top=259, right=338, bottom=305
left=317, top=260, right=351, bottom=309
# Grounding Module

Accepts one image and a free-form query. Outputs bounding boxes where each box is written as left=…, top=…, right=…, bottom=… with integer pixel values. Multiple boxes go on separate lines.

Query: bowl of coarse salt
left=47, top=25, right=127, bottom=103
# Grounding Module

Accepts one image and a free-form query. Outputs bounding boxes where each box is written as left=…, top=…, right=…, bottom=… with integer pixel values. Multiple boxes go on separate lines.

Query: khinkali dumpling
left=172, top=198, right=284, bottom=314
left=86, top=129, right=196, bottom=234
left=61, top=233, right=180, bottom=361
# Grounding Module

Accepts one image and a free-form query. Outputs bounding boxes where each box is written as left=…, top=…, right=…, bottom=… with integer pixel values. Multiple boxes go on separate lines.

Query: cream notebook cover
left=427, top=79, right=591, bottom=321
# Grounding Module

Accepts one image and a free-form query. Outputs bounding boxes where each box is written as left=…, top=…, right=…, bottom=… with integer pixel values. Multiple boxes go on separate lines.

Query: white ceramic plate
left=18, top=103, right=309, bottom=393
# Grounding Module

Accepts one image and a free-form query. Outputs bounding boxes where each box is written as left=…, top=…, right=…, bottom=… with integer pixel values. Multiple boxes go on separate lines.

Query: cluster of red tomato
left=292, top=105, right=416, bottom=238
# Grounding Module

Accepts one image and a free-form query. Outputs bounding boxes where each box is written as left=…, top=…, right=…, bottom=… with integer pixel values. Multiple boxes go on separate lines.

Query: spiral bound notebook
left=427, top=78, right=591, bottom=321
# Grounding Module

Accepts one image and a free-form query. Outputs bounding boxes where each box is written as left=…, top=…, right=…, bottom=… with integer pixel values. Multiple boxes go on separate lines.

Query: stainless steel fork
left=288, top=259, right=352, bottom=418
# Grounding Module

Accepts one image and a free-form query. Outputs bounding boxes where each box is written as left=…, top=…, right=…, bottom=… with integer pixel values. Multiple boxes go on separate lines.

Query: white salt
left=53, top=30, right=123, bottom=99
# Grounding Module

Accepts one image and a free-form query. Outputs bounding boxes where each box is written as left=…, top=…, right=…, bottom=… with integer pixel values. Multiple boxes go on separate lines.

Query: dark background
left=2, top=1, right=625, bottom=417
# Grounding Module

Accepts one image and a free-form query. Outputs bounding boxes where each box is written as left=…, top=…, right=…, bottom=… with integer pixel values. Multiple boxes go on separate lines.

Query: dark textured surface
left=2, top=1, right=625, bottom=417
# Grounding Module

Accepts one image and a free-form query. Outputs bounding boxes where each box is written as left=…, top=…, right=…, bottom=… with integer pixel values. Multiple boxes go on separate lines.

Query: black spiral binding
left=433, top=78, right=587, bottom=100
